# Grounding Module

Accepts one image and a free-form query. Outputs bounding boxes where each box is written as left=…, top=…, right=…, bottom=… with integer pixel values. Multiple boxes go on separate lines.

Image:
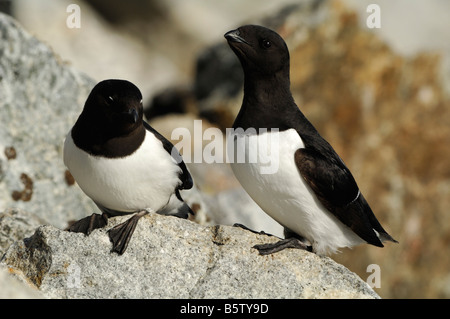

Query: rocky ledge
left=1, top=209, right=378, bottom=299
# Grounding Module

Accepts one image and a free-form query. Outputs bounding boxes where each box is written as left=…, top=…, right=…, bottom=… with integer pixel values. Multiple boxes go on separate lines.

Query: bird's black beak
left=224, top=29, right=250, bottom=45
left=123, top=108, right=139, bottom=124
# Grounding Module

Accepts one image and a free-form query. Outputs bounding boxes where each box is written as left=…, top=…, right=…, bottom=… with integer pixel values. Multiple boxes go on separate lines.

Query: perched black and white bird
left=225, top=25, right=397, bottom=256
left=64, top=79, right=193, bottom=254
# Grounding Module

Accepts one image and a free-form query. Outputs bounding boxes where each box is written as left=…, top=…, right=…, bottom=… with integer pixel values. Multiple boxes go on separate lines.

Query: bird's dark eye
left=104, top=96, right=115, bottom=105
left=261, top=39, right=271, bottom=49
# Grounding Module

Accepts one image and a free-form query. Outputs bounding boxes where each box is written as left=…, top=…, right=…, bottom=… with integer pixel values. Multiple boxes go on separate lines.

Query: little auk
left=225, top=25, right=397, bottom=255
left=64, top=79, right=193, bottom=254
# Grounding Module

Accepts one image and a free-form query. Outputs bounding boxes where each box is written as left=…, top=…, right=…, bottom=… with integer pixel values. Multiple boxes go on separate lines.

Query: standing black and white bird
left=225, top=25, right=397, bottom=256
left=64, top=79, right=193, bottom=254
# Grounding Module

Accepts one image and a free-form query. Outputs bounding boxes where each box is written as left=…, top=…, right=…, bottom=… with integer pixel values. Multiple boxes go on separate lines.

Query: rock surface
left=0, top=208, right=44, bottom=257
left=1, top=211, right=379, bottom=299
left=0, top=12, right=98, bottom=228
left=0, top=265, right=43, bottom=298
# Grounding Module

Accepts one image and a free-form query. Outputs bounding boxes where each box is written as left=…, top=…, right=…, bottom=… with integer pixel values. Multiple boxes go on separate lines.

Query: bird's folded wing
left=294, top=147, right=359, bottom=209
left=294, top=147, right=383, bottom=246
left=143, top=121, right=193, bottom=190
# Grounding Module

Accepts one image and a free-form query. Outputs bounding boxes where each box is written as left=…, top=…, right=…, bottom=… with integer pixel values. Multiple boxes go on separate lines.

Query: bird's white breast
left=229, top=128, right=364, bottom=255
left=64, top=130, right=181, bottom=213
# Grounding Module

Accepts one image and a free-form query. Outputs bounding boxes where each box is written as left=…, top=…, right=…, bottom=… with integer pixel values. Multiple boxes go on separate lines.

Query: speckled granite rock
left=1, top=211, right=379, bottom=299
left=0, top=12, right=97, bottom=228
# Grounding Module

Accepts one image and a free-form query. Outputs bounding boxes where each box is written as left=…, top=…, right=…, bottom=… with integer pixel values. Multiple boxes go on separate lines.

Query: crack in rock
left=188, top=225, right=229, bottom=297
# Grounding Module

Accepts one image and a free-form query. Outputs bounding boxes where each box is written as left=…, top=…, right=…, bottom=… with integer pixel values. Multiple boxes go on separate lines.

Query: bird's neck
left=243, top=69, right=292, bottom=105
left=235, top=69, right=297, bottom=130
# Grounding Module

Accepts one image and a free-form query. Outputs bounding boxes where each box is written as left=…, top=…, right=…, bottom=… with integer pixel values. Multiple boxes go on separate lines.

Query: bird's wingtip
left=378, top=231, right=399, bottom=244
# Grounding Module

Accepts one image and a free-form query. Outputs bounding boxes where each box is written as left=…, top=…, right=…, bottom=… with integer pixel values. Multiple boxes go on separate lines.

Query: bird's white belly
left=64, top=130, right=181, bottom=213
left=229, top=128, right=364, bottom=255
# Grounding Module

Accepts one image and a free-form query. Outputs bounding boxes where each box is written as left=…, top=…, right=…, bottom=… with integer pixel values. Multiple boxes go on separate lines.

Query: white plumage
left=229, top=129, right=365, bottom=255
left=64, top=129, right=182, bottom=214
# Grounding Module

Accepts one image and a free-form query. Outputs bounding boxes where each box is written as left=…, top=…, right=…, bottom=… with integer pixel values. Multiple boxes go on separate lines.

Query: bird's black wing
left=143, top=121, right=193, bottom=191
left=294, top=146, right=384, bottom=246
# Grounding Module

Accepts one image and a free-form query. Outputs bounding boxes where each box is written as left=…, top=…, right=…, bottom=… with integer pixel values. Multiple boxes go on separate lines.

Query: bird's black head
left=83, top=79, right=144, bottom=135
left=72, top=79, right=146, bottom=157
left=224, top=25, right=290, bottom=77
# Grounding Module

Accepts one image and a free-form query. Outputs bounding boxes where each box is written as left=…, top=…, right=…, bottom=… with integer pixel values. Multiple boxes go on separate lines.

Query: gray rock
left=1, top=211, right=379, bottom=299
left=0, top=13, right=98, bottom=228
left=0, top=208, right=44, bottom=257
left=0, top=208, right=45, bottom=298
left=0, top=265, right=43, bottom=298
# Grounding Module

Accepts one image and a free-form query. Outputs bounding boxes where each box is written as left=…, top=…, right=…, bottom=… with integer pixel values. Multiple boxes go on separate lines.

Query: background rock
left=0, top=12, right=98, bottom=228
left=1, top=211, right=379, bottom=299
